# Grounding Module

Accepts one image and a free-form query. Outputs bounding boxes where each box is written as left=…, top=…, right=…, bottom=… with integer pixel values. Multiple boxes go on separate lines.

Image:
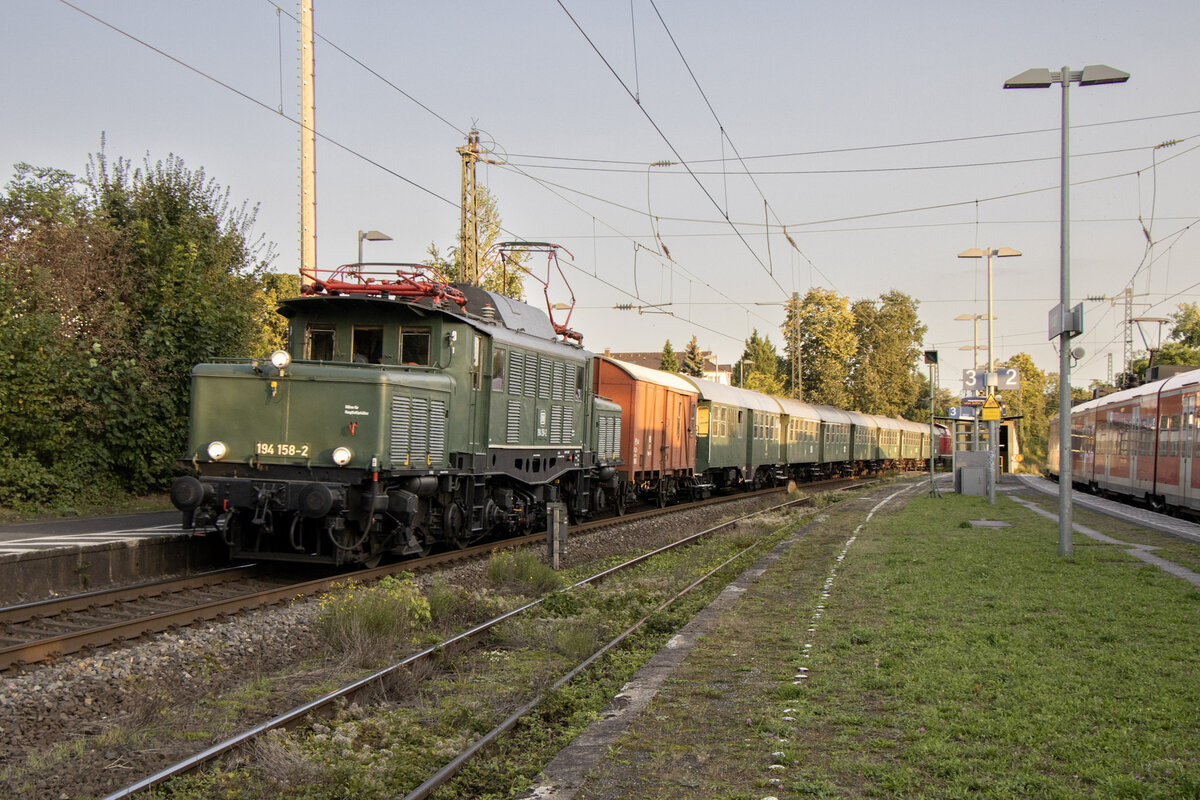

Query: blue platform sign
left=949, top=406, right=977, bottom=419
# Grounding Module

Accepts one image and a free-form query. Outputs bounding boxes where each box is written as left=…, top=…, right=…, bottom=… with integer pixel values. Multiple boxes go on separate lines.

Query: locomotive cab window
left=472, top=335, right=483, bottom=389
left=401, top=327, right=431, bottom=366
left=492, top=347, right=506, bottom=391
left=305, top=324, right=335, bottom=361
left=352, top=326, right=383, bottom=364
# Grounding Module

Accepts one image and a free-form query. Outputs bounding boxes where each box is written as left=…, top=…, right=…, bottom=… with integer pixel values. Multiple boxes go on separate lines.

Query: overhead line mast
left=458, top=130, right=481, bottom=285
left=299, top=0, right=316, bottom=289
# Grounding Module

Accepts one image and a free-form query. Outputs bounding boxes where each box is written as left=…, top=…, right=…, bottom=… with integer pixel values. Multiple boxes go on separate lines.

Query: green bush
left=0, top=152, right=279, bottom=513
left=485, top=549, right=561, bottom=595
left=314, top=574, right=431, bottom=663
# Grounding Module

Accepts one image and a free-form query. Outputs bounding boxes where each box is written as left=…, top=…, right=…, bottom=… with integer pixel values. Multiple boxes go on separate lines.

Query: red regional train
left=1048, top=367, right=1200, bottom=514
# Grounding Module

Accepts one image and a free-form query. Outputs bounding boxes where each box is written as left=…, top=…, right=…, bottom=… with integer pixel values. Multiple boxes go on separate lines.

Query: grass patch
left=486, top=548, right=562, bottom=595
left=314, top=573, right=431, bottom=666
left=578, top=487, right=1200, bottom=798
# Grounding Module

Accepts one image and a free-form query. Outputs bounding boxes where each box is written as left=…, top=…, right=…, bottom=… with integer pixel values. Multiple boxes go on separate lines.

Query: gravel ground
left=0, top=493, right=782, bottom=800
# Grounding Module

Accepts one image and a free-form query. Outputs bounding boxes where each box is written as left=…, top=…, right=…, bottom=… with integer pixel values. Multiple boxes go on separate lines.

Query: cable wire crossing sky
left=3, top=0, right=1198, bottom=388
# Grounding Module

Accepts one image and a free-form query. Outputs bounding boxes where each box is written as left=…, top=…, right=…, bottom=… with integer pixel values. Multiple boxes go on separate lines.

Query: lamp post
left=357, top=229, right=392, bottom=266
left=739, top=358, right=754, bottom=387
left=958, top=247, right=1021, bottom=505
left=955, top=313, right=995, bottom=450
left=1005, top=64, right=1129, bottom=555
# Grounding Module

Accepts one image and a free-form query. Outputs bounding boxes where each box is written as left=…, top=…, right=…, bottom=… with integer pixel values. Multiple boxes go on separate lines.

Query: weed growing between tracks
left=577, top=489, right=1200, bottom=799
left=150, top=510, right=805, bottom=799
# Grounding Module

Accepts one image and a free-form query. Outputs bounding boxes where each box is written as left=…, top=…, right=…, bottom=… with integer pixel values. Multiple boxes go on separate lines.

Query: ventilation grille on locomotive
left=391, top=396, right=447, bottom=465
left=550, top=405, right=575, bottom=445
left=506, top=399, right=522, bottom=444
left=597, top=415, right=622, bottom=460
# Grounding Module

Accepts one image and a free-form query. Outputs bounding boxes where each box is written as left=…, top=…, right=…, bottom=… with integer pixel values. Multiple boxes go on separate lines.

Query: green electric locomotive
left=169, top=265, right=623, bottom=566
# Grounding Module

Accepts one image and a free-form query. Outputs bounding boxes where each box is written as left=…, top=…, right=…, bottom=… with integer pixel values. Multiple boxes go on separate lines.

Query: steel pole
left=987, top=251, right=997, bottom=505
left=972, top=317, right=979, bottom=450
left=929, top=363, right=936, bottom=495
left=1058, top=69, right=1074, bottom=556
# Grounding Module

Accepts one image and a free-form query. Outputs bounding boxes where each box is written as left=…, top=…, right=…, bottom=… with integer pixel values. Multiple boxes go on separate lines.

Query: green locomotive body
left=171, top=282, right=622, bottom=566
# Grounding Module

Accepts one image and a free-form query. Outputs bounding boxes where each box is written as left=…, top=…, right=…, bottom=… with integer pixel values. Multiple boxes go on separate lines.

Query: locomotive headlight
left=332, top=446, right=353, bottom=466
left=269, top=350, right=291, bottom=370
left=206, top=441, right=228, bottom=461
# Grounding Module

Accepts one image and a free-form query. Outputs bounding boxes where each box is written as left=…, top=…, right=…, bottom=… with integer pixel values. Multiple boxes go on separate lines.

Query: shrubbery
left=314, top=574, right=431, bottom=664
left=0, top=149, right=292, bottom=512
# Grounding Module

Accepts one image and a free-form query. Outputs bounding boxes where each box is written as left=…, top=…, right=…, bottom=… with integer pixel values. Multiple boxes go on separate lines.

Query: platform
left=0, top=512, right=217, bottom=605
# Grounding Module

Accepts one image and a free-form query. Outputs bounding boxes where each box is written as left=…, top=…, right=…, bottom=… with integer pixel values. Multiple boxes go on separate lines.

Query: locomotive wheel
left=445, top=503, right=470, bottom=549
left=614, top=481, right=629, bottom=516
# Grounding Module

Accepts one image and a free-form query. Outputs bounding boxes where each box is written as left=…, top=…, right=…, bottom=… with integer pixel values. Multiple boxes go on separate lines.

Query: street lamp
left=357, top=229, right=392, bottom=266
left=955, top=314, right=993, bottom=452
left=958, top=247, right=1021, bottom=505
left=739, top=358, right=754, bottom=387
left=1005, top=64, right=1130, bottom=555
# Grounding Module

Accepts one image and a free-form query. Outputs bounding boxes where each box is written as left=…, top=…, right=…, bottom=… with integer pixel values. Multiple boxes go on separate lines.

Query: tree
left=0, top=148, right=278, bottom=509
left=909, top=370, right=956, bottom=424
left=86, top=151, right=274, bottom=490
left=787, top=287, right=856, bottom=407
left=848, top=291, right=927, bottom=417
left=425, top=185, right=525, bottom=299
left=681, top=336, right=705, bottom=377
left=661, top=340, right=679, bottom=372
left=735, top=329, right=785, bottom=395
left=1170, top=302, right=1200, bottom=348
left=0, top=164, right=125, bottom=507
left=251, top=271, right=302, bottom=357
left=998, top=352, right=1048, bottom=468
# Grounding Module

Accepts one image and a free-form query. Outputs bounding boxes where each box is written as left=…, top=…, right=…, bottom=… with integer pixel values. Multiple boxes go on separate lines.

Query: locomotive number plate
left=255, top=442, right=311, bottom=457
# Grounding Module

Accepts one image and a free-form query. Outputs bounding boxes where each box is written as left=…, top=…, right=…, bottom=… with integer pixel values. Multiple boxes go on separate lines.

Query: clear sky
left=3, top=1, right=1198, bottom=395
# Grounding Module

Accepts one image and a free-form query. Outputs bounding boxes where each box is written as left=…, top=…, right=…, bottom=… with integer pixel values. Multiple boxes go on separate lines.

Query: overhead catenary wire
left=554, top=0, right=791, bottom=298
left=58, top=0, right=776, bottom=349
left=504, top=108, right=1200, bottom=167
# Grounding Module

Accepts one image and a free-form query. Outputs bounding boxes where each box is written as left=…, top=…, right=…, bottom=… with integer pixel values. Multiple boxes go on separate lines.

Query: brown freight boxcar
left=593, top=356, right=712, bottom=508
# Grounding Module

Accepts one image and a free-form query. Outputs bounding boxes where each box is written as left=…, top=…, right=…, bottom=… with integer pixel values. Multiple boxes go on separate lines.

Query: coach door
left=1185, top=394, right=1197, bottom=505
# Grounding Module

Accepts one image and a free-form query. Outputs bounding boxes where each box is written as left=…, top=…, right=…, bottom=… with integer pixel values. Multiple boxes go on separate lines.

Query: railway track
left=98, top=482, right=856, bottom=800
left=2, top=479, right=869, bottom=672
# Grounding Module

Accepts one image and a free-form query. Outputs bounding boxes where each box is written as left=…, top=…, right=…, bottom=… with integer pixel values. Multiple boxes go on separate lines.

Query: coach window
left=353, top=326, right=383, bottom=363
left=697, top=406, right=709, bottom=436
left=400, top=327, right=431, bottom=366
left=305, top=324, right=335, bottom=361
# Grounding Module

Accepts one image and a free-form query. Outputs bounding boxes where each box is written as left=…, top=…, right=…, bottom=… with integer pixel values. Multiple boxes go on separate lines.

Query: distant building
left=600, top=349, right=731, bottom=385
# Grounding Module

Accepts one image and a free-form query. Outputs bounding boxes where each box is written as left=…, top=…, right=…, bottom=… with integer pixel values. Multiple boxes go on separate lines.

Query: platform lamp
left=1004, top=64, right=1130, bottom=555
left=955, top=314, right=996, bottom=450
left=958, top=247, right=1021, bottom=505
left=357, top=229, right=392, bottom=268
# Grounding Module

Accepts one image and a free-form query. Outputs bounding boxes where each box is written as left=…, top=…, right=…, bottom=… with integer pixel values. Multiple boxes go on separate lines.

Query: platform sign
left=964, top=368, right=1020, bottom=391
left=980, top=393, right=1002, bottom=422
left=949, top=406, right=977, bottom=419
left=995, top=368, right=1020, bottom=390
left=961, top=396, right=985, bottom=407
